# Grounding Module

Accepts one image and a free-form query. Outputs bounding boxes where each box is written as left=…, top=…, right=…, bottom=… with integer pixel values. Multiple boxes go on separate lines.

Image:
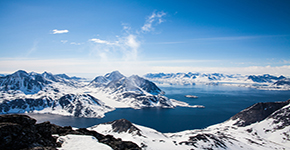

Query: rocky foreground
left=0, top=114, right=140, bottom=150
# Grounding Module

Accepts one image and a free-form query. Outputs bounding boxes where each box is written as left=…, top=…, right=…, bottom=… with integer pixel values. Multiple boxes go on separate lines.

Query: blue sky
left=0, top=0, right=290, bottom=77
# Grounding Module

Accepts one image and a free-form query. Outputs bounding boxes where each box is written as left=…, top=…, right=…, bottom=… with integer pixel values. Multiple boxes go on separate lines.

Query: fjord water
left=27, top=85, right=290, bottom=133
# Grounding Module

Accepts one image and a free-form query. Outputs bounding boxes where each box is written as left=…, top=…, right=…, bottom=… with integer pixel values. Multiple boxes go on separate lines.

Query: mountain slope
left=90, top=99, right=290, bottom=150
left=0, top=70, right=47, bottom=94
left=88, top=71, right=175, bottom=109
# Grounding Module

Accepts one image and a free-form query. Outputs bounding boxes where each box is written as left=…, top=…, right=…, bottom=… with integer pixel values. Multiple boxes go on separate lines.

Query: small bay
left=27, top=85, right=290, bottom=133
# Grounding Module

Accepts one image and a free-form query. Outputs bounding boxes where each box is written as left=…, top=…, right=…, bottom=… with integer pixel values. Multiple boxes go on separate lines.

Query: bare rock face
left=109, top=119, right=142, bottom=136
left=230, top=100, right=290, bottom=127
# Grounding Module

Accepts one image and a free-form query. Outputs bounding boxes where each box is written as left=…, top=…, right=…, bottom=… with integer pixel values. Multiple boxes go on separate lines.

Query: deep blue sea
left=27, top=85, right=290, bottom=133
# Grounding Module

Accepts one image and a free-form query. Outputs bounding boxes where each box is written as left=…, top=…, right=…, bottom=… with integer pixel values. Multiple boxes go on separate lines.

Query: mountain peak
left=129, top=75, right=162, bottom=94
left=12, top=70, right=29, bottom=77
left=55, top=74, right=70, bottom=80
left=108, top=119, right=141, bottom=135
left=230, top=100, right=290, bottom=127
left=104, top=71, right=125, bottom=81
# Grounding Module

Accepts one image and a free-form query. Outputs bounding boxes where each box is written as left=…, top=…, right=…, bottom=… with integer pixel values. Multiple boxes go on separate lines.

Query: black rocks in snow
left=179, top=133, right=228, bottom=149
left=230, top=99, right=290, bottom=127
left=267, top=101, right=290, bottom=130
left=0, top=114, right=141, bottom=150
left=0, top=96, right=52, bottom=113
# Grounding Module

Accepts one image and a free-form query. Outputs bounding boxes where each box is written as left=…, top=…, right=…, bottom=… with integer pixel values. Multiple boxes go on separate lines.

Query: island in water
left=185, top=95, right=198, bottom=98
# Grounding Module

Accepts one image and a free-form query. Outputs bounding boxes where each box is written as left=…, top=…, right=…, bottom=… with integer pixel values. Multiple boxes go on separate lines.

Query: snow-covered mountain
left=88, top=99, right=290, bottom=150
left=88, top=71, right=174, bottom=109
left=0, top=70, right=185, bottom=118
left=144, top=72, right=290, bottom=90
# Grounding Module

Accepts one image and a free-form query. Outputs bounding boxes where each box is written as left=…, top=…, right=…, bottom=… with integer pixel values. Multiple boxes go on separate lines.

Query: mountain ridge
left=0, top=70, right=181, bottom=118
left=144, top=72, right=290, bottom=90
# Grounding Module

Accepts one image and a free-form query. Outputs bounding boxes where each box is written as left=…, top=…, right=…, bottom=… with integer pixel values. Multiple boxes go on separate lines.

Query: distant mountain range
left=1, top=70, right=289, bottom=118
left=144, top=72, right=290, bottom=90
left=0, top=70, right=187, bottom=118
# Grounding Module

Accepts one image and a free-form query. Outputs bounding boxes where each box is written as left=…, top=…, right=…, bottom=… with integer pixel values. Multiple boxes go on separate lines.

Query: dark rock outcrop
left=231, top=100, right=290, bottom=127
left=0, top=114, right=59, bottom=150
left=108, top=119, right=142, bottom=136
left=0, top=114, right=141, bottom=150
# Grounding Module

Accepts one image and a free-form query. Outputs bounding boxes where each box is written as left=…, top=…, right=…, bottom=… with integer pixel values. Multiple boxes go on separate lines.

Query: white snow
left=171, top=99, right=205, bottom=108
left=57, top=134, right=112, bottom=150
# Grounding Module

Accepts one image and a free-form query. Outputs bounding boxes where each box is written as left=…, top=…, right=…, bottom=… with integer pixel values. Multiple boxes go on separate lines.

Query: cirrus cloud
left=141, top=11, right=166, bottom=32
left=88, top=10, right=165, bottom=62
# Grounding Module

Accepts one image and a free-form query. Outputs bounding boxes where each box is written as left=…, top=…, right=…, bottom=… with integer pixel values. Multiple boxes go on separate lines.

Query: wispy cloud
left=70, top=42, right=83, bottom=45
left=190, top=35, right=280, bottom=41
left=150, top=35, right=288, bottom=45
left=141, top=11, right=166, bottom=32
left=121, top=23, right=131, bottom=31
left=89, top=38, right=113, bottom=45
left=52, top=29, right=69, bottom=34
left=61, top=40, right=68, bottom=44
left=26, top=40, right=39, bottom=56
left=88, top=10, right=165, bottom=62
